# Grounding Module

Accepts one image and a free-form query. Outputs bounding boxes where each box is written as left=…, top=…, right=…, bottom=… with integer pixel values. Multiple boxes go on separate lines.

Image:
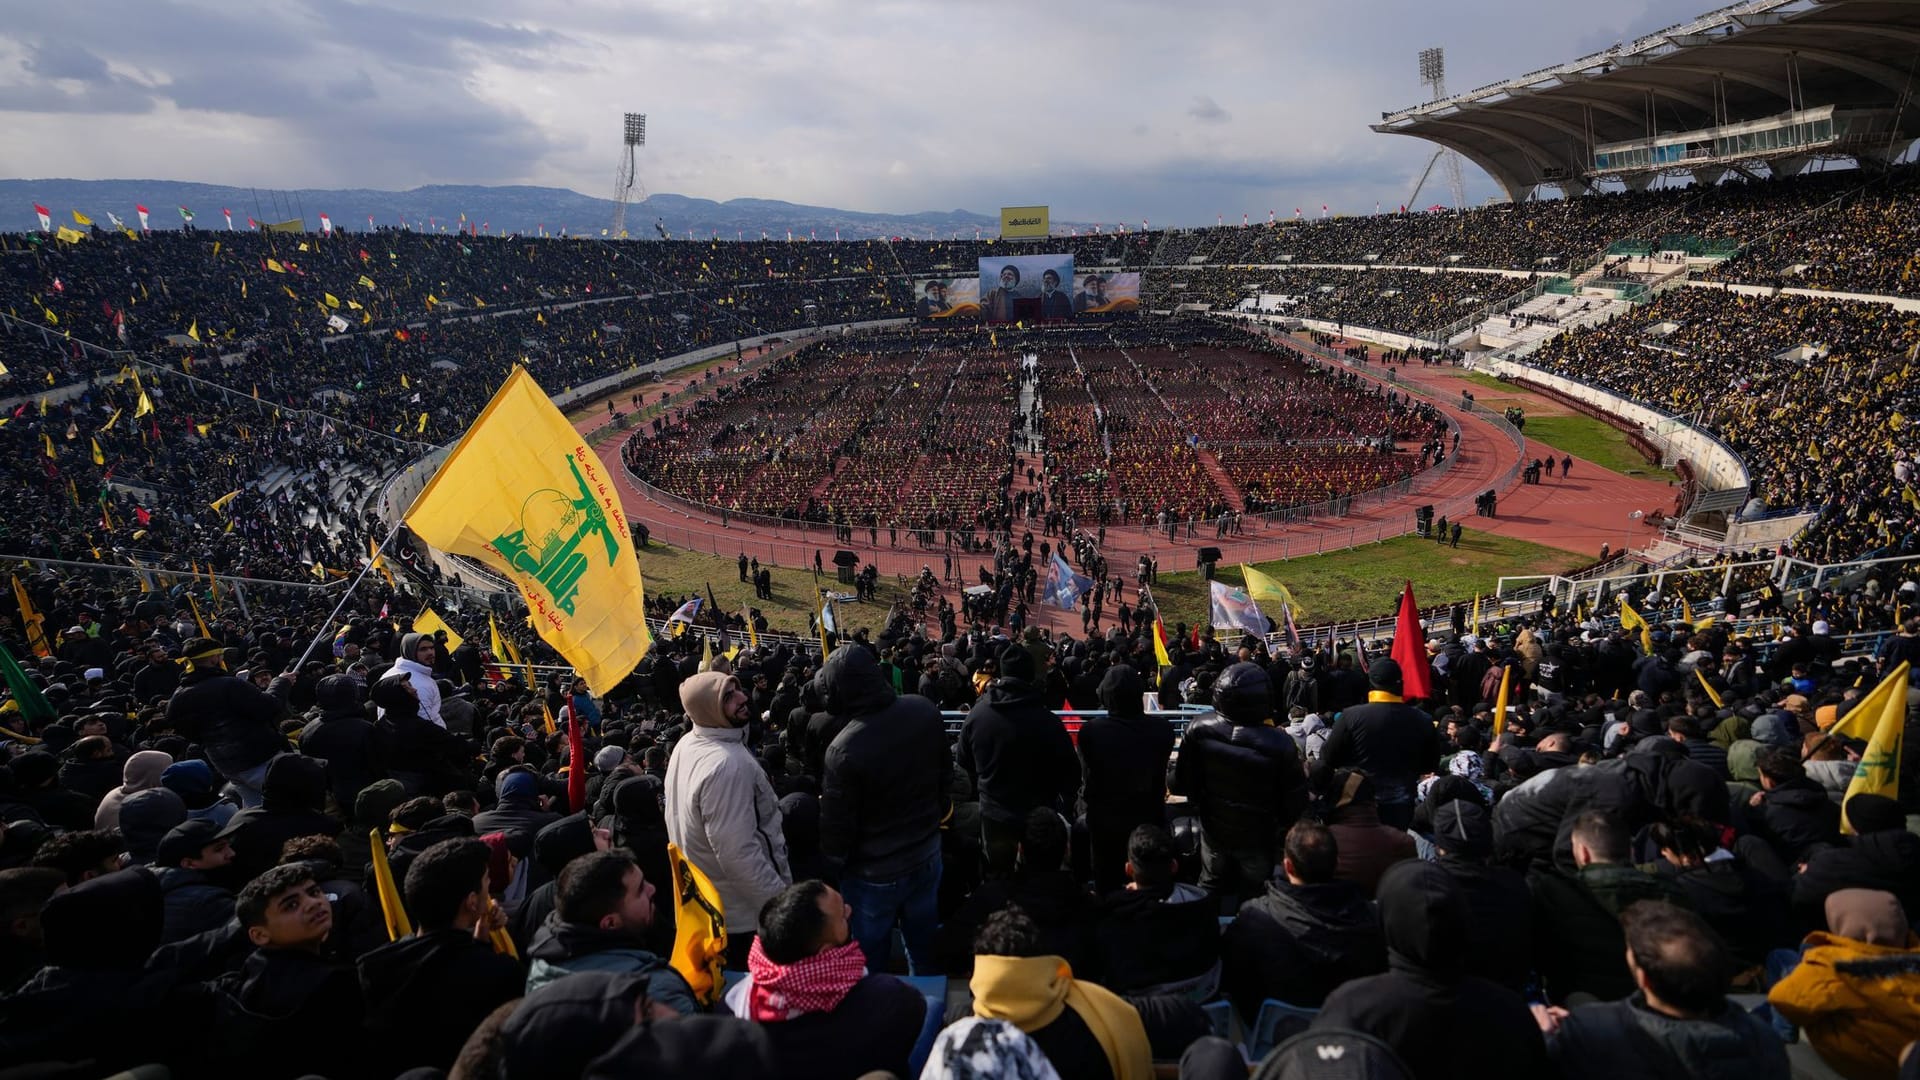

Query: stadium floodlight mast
left=1408, top=48, right=1469, bottom=210
left=610, top=112, right=647, bottom=240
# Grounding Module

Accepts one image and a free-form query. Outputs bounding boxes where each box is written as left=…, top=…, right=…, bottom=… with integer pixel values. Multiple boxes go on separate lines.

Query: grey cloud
left=1187, top=96, right=1231, bottom=123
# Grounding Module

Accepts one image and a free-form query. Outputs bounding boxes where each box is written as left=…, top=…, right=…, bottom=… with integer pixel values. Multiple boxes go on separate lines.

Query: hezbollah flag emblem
left=404, top=366, right=650, bottom=695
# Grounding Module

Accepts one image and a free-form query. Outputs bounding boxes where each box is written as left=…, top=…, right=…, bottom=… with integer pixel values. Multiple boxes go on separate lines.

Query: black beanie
left=1368, top=657, right=1404, bottom=692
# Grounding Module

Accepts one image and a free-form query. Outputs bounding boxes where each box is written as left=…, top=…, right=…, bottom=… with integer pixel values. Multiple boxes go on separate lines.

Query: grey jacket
left=664, top=724, right=791, bottom=933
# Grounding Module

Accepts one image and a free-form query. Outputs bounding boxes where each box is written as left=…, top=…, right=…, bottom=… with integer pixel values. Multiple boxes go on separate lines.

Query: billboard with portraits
left=913, top=276, right=980, bottom=321
left=978, top=254, right=1075, bottom=324
left=1072, top=271, right=1140, bottom=316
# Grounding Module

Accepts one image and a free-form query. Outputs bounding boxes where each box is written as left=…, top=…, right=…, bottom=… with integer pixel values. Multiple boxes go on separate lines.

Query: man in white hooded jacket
left=666, top=669, right=792, bottom=966
left=383, top=632, right=444, bottom=729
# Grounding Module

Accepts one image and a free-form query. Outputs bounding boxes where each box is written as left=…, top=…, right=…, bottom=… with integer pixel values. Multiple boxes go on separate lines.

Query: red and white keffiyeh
left=746, top=937, right=868, bottom=1022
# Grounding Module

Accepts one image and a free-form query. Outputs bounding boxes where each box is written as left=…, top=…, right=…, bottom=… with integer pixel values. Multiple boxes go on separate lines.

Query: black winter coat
left=958, top=679, right=1081, bottom=826
left=1170, top=714, right=1308, bottom=854
left=1220, top=878, right=1385, bottom=1018
left=1316, top=697, right=1442, bottom=805
left=165, top=668, right=287, bottom=779
left=1791, top=828, right=1920, bottom=928
left=299, top=708, right=390, bottom=813
left=1746, top=778, right=1840, bottom=863
left=356, top=928, right=522, bottom=1073
left=815, top=647, right=950, bottom=880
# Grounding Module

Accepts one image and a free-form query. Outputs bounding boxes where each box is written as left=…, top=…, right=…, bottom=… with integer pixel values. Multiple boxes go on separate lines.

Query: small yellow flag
left=266, top=258, right=285, bottom=273
left=135, top=390, right=155, bottom=417
left=90, top=438, right=105, bottom=466
left=417, top=412, right=429, bottom=433
left=54, top=226, right=84, bottom=244
left=71, top=210, right=92, bottom=226
left=209, top=489, right=241, bottom=513
left=410, top=607, right=466, bottom=654
left=324, top=293, right=340, bottom=309
left=186, top=320, right=200, bottom=342
left=100, top=408, right=122, bottom=432
left=1840, top=662, right=1909, bottom=832
left=404, top=366, right=651, bottom=696
left=1492, top=663, right=1513, bottom=737
left=42, top=434, right=55, bottom=459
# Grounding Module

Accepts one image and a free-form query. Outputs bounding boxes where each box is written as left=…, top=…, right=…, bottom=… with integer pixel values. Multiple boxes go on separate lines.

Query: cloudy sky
left=0, top=0, right=1709, bottom=226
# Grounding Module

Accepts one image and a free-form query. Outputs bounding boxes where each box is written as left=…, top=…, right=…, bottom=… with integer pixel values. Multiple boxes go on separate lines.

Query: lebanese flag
left=1388, top=581, right=1435, bottom=700
left=32, top=204, right=50, bottom=231
left=135, top=205, right=150, bottom=231
left=247, top=216, right=258, bottom=230
left=223, top=208, right=233, bottom=230
left=318, top=213, right=332, bottom=235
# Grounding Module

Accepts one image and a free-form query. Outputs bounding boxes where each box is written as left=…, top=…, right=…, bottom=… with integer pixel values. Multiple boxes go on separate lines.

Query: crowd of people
left=1, top=521, right=1918, bottom=1078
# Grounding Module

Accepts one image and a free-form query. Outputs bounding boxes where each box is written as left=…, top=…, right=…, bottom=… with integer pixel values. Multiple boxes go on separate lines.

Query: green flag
left=0, top=639, right=56, bottom=727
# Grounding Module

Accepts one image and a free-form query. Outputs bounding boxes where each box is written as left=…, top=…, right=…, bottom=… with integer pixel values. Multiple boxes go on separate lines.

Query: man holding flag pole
left=1314, top=582, right=1441, bottom=828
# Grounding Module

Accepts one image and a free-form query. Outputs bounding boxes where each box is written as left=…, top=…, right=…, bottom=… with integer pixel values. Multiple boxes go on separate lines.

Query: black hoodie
left=356, top=928, right=523, bottom=1073
left=1220, top=876, right=1385, bottom=1018
left=299, top=674, right=390, bottom=811
left=815, top=646, right=951, bottom=879
left=211, top=946, right=366, bottom=1079
left=1314, top=860, right=1548, bottom=1080
left=223, top=753, right=343, bottom=881
left=958, top=672, right=1081, bottom=827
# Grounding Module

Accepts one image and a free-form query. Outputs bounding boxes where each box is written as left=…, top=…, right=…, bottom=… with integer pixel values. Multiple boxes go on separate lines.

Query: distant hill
left=0, top=179, right=1088, bottom=240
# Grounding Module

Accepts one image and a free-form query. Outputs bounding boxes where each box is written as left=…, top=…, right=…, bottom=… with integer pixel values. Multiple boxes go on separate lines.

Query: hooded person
left=0, top=867, right=196, bottom=1072
left=220, top=753, right=343, bottom=883
left=162, top=759, right=238, bottom=828
left=299, top=673, right=389, bottom=812
left=1171, top=661, right=1310, bottom=904
left=385, top=631, right=445, bottom=728
left=1313, top=860, right=1548, bottom=1080
left=1767, top=888, right=1920, bottom=1079
left=959, top=642, right=1083, bottom=878
left=341, top=777, right=408, bottom=877
left=664, top=670, right=791, bottom=964
left=474, top=769, right=562, bottom=848
left=1791, top=793, right=1920, bottom=928
left=1314, top=658, right=1443, bottom=829
left=1429, top=801, right=1533, bottom=993
left=814, top=643, right=951, bottom=974
left=7, top=750, right=96, bottom=831
left=119, top=786, right=189, bottom=866
left=95, top=749, right=174, bottom=831
left=163, top=636, right=288, bottom=808
left=1077, top=664, right=1175, bottom=894
left=372, top=670, right=469, bottom=796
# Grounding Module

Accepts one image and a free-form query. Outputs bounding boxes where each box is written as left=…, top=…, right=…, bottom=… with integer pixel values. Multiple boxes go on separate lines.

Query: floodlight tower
left=1418, top=49, right=1468, bottom=208
left=611, top=112, right=647, bottom=239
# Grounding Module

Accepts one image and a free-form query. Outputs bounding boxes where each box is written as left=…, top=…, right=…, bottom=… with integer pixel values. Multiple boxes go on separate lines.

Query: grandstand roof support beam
left=1419, top=117, right=1563, bottom=177
left=1641, top=63, right=1793, bottom=104
left=1686, top=43, right=1914, bottom=96
left=1376, top=129, right=1534, bottom=203
left=1535, top=90, right=1648, bottom=126
left=1578, top=77, right=1717, bottom=115
left=1477, top=105, right=1600, bottom=148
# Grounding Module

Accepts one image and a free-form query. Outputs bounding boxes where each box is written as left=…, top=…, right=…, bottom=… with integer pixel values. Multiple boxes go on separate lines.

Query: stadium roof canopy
left=1374, top=0, right=1920, bottom=201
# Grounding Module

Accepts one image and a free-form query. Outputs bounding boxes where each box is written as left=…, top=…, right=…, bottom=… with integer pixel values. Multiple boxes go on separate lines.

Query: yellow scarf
left=971, top=955, right=1153, bottom=1080
left=1368, top=690, right=1403, bottom=703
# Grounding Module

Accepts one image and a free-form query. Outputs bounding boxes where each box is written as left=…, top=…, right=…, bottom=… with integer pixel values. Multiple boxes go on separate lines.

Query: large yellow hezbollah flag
left=1840, top=660, right=1908, bottom=833
left=404, top=367, right=650, bottom=696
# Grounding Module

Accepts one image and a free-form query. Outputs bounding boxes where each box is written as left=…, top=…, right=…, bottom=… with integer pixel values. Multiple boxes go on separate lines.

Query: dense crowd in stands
left=1, top=524, right=1918, bottom=1078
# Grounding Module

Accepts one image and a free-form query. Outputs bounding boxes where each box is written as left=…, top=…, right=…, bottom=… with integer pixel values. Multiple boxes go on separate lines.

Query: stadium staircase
left=1195, top=449, right=1247, bottom=513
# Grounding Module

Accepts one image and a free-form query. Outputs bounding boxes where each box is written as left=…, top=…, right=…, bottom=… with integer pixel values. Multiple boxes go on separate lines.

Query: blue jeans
left=1752, top=945, right=1806, bottom=1042
left=841, top=851, right=942, bottom=975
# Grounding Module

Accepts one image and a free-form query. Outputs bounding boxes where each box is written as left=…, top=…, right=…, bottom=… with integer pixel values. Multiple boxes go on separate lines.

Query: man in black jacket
left=1315, top=658, right=1440, bottom=829
left=1790, top=793, right=1920, bottom=928
left=959, top=643, right=1081, bottom=877
left=1170, top=662, right=1308, bottom=902
left=164, top=637, right=287, bottom=808
left=132, top=642, right=180, bottom=704
left=1528, top=810, right=1687, bottom=1004
left=357, top=837, right=522, bottom=1073
left=1743, top=748, right=1839, bottom=865
left=815, top=646, right=950, bottom=973
left=298, top=674, right=389, bottom=815
left=1314, top=860, right=1548, bottom=1078
left=1221, top=819, right=1385, bottom=1017
left=1078, top=665, right=1174, bottom=893
left=220, top=754, right=343, bottom=883
left=1429, top=801, right=1533, bottom=992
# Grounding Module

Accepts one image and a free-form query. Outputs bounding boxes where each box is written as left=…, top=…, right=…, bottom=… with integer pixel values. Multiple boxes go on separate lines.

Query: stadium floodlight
left=1418, top=48, right=1445, bottom=86
left=612, top=112, right=648, bottom=239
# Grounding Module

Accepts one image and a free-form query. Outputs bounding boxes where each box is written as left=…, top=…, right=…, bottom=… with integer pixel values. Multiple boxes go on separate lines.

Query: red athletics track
left=575, top=334, right=1678, bottom=633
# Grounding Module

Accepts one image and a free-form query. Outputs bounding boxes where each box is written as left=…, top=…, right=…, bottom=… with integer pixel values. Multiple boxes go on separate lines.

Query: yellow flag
left=347, top=299, right=363, bottom=311
left=100, top=408, right=122, bottom=432
left=42, top=434, right=55, bottom=459
left=490, top=612, right=533, bottom=687
left=368, top=539, right=396, bottom=589
left=13, top=575, right=51, bottom=657
left=135, top=389, right=155, bottom=417
left=368, top=828, right=413, bottom=941
left=1152, top=618, right=1173, bottom=668
left=71, top=210, right=92, bottom=226
left=542, top=698, right=558, bottom=736
left=1695, top=667, right=1724, bottom=708
left=411, top=607, right=466, bottom=654
left=186, top=320, right=200, bottom=342
left=1471, top=594, right=1482, bottom=637
left=404, top=367, right=651, bottom=695
left=90, top=437, right=105, bottom=465
left=266, top=258, right=285, bottom=273
left=401, top=373, right=410, bottom=389
left=358, top=275, right=376, bottom=289
left=1840, top=662, right=1909, bottom=833
left=1492, top=663, right=1512, bottom=738
left=209, top=489, right=241, bottom=513
left=417, top=412, right=429, bottom=433
left=1240, top=563, right=1304, bottom=619
left=195, top=422, right=211, bottom=438
left=700, top=634, right=713, bottom=670
left=324, top=293, right=340, bottom=309
left=667, top=842, right=728, bottom=1006
left=1619, top=597, right=1653, bottom=653
left=188, top=593, right=212, bottom=639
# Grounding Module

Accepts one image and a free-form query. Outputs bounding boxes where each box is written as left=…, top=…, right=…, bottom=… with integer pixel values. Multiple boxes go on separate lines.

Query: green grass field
left=1521, top=414, right=1679, bottom=482
left=635, top=542, right=919, bottom=636
left=1145, top=528, right=1588, bottom=628
left=1458, top=370, right=1520, bottom=395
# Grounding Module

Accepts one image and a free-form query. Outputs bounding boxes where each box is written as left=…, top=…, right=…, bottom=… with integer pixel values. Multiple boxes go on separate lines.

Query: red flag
left=567, top=705, right=587, bottom=813
left=1389, top=582, right=1434, bottom=701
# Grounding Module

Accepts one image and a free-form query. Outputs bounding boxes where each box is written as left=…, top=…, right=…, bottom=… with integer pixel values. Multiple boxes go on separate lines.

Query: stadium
left=1, top=0, right=1919, bottom=1076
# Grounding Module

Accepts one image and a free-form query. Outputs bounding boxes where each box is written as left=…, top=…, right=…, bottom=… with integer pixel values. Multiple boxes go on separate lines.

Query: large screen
left=913, top=276, right=980, bottom=321
left=975, top=256, right=1139, bottom=323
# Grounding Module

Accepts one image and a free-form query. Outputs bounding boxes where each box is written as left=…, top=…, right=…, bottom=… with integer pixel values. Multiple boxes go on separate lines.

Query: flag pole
left=289, top=519, right=406, bottom=671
